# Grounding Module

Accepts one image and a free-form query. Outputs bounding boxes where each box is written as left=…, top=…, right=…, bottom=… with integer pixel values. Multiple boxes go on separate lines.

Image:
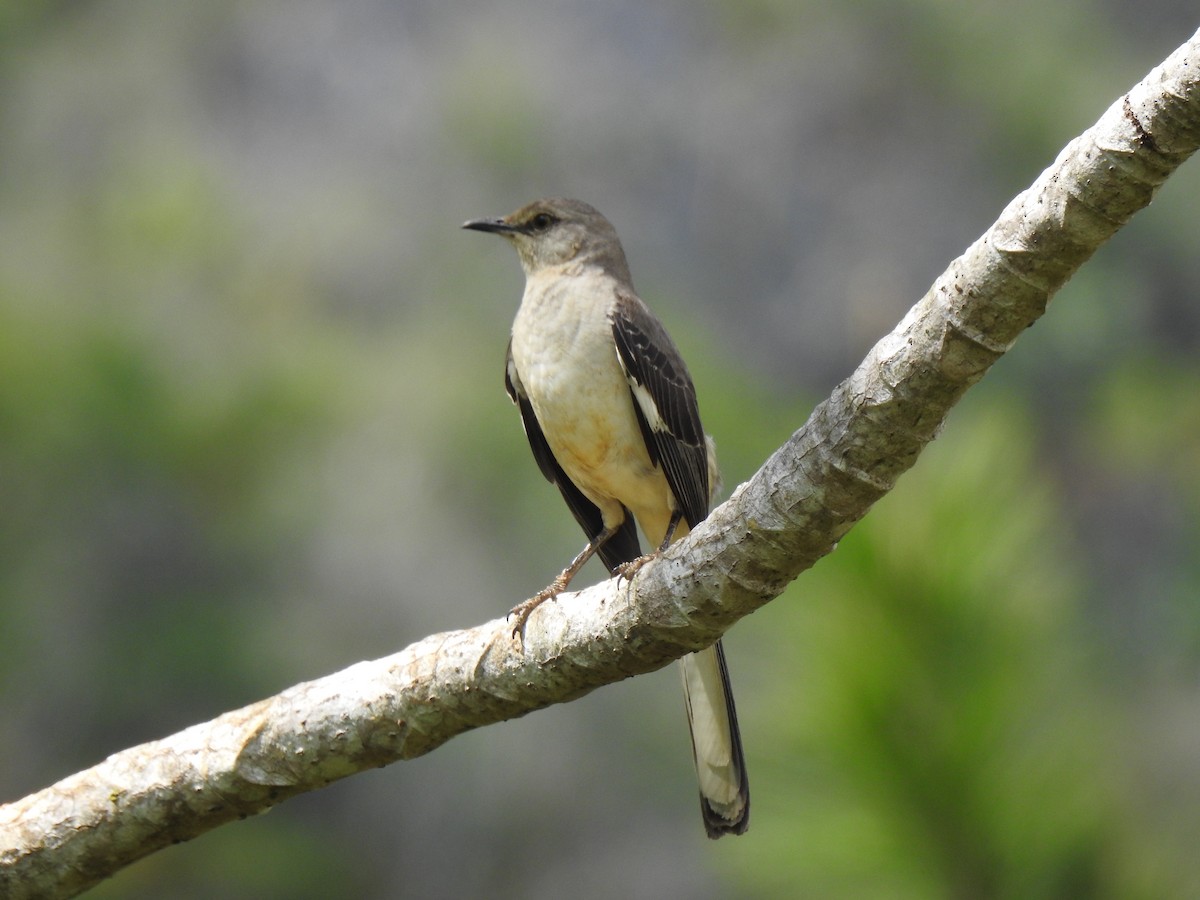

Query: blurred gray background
left=2, top=2, right=1199, bottom=897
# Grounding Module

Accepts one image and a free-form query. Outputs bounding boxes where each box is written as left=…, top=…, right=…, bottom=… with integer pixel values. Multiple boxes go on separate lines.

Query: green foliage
left=1092, top=356, right=1200, bottom=496
left=86, top=814, right=368, bottom=900
left=0, top=149, right=342, bottom=779
left=725, top=404, right=1184, bottom=897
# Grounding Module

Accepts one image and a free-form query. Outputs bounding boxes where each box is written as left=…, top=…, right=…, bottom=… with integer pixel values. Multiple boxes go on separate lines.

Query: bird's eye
left=529, top=213, right=555, bottom=231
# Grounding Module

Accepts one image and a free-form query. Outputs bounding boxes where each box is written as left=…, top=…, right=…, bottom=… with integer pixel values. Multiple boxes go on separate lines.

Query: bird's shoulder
left=611, top=290, right=694, bottom=391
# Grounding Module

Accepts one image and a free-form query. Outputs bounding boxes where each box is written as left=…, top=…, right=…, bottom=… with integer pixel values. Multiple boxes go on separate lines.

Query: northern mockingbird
left=464, top=198, right=750, bottom=838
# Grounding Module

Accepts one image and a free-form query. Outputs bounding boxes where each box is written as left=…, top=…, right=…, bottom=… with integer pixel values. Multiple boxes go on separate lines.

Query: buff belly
left=511, top=272, right=678, bottom=546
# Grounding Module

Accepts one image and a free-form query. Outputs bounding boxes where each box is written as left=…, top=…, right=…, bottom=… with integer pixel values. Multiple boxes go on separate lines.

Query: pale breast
left=511, top=270, right=672, bottom=521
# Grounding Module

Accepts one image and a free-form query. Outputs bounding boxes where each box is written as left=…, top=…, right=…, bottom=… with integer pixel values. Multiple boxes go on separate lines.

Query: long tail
left=679, top=640, right=750, bottom=837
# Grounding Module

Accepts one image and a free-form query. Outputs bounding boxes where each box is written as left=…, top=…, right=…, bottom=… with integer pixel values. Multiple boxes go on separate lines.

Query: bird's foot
left=507, top=574, right=569, bottom=641
left=615, top=551, right=659, bottom=586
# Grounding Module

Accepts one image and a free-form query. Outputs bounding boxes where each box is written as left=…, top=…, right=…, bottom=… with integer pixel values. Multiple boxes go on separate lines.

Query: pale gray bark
left=3, top=27, right=1199, bottom=900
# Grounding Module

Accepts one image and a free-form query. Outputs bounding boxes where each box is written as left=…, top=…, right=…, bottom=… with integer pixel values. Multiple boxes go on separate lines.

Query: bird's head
left=463, top=198, right=631, bottom=281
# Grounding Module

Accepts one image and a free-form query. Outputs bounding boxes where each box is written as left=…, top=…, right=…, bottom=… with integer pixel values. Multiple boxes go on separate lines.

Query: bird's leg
left=615, top=509, right=684, bottom=584
left=508, top=525, right=619, bottom=639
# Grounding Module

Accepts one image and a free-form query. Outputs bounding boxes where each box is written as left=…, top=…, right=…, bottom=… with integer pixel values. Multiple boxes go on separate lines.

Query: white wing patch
left=615, top=345, right=669, bottom=433
left=505, top=356, right=523, bottom=401
left=630, top=381, right=668, bottom=433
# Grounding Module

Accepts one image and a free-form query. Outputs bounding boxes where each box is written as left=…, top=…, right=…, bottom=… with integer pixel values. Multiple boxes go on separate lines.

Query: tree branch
left=4, top=27, right=1199, bottom=899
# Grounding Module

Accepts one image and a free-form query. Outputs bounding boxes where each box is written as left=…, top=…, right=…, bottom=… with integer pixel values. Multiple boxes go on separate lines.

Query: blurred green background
left=2, top=2, right=1199, bottom=898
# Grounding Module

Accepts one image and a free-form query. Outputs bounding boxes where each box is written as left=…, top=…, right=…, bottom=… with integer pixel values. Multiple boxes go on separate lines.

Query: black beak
left=462, top=216, right=519, bottom=235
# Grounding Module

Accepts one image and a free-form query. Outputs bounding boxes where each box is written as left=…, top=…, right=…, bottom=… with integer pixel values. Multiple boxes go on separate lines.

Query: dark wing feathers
left=505, top=340, right=642, bottom=570
left=505, top=343, right=557, bottom=484
left=611, top=291, right=710, bottom=530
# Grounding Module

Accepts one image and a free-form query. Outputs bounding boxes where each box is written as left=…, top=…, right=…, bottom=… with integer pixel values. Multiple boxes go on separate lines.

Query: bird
left=463, top=198, right=749, bottom=838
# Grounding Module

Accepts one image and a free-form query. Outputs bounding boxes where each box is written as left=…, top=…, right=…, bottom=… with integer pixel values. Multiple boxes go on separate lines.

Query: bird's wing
left=505, top=340, right=642, bottom=569
left=611, top=290, right=710, bottom=530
